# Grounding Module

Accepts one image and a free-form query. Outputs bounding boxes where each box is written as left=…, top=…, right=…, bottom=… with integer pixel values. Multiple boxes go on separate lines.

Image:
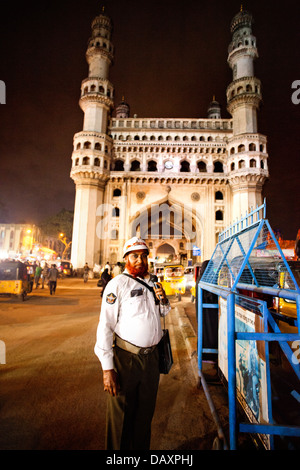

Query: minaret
left=207, top=97, right=221, bottom=119
left=226, top=6, right=269, bottom=220
left=115, top=97, right=130, bottom=119
left=70, top=8, right=114, bottom=269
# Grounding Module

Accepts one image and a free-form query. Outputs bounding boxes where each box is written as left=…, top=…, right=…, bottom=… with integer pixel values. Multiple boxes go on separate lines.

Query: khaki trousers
left=106, top=345, right=160, bottom=450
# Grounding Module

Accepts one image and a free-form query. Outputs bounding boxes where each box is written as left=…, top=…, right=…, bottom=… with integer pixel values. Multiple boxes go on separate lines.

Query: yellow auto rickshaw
left=155, top=264, right=186, bottom=300
left=59, top=260, right=73, bottom=277
left=0, top=260, right=33, bottom=300
left=272, top=260, right=300, bottom=333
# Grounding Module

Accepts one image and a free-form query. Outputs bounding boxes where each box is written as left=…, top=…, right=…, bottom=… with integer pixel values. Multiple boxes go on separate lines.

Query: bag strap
left=122, top=273, right=159, bottom=305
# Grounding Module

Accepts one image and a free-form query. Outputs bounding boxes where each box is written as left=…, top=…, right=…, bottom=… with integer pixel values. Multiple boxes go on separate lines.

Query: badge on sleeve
left=106, top=293, right=117, bottom=304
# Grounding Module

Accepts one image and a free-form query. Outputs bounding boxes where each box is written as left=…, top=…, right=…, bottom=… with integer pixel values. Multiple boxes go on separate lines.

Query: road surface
left=0, top=277, right=229, bottom=450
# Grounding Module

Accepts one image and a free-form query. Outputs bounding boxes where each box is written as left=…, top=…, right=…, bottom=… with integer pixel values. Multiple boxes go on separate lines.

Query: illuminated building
left=70, top=7, right=269, bottom=268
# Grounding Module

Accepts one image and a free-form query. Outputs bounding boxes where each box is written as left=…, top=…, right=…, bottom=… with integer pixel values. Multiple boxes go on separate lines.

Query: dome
left=116, top=98, right=130, bottom=118
left=207, top=98, right=221, bottom=119
left=230, top=8, right=253, bottom=34
left=91, top=7, right=113, bottom=39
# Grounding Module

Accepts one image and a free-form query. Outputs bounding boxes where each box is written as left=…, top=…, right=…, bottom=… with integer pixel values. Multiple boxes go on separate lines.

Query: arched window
left=76, top=143, right=81, bottom=150
left=130, top=160, right=140, bottom=171
left=113, top=188, right=121, bottom=197
left=147, top=160, right=157, bottom=171
left=114, top=159, right=124, bottom=171
left=250, top=159, right=256, bottom=168
left=75, top=158, right=79, bottom=166
left=231, top=162, right=235, bottom=171
left=111, top=229, right=119, bottom=240
left=238, top=159, right=245, bottom=169
left=260, top=160, right=265, bottom=169
left=82, top=157, right=90, bottom=165
left=180, top=160, right=190, bottom=172
left=238, top=144, right=245, bottom=153
left=216, top=210, right=223, bottom=221
left=213, top=161, right=223, bottom=173
left=83, top=141, right=91, bottom=149
left=215, top=191, right=223, bottom=201
left=249, top=143, right=256, bottom=151
left=94, top=158, right=100, bottom=167
left=197, top=161, right=207, bottom=172
left=95, top=142, right=101, bottom=150
left=230, top=147, right=235, bottom=155
left=112, top=207, right=120, bottom=217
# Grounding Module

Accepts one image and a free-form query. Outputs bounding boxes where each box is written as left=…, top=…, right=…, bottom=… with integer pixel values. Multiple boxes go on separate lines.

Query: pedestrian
left=99, top=268, right=112, bottom=297
left=41, top=263, right=49, bottom=289
left=83, top=263, right=90, bottom=283
left=104, top=261, right=111, bottom=274
left=48, top=264, right=59, bottom=295
left=112, top=261, right=122, bottom=277
left=34, top=264, right=42, bottom=289
left=94, top=237, right=170, bottom=450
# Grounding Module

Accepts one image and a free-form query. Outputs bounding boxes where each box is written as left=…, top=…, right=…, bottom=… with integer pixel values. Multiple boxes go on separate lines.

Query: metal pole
left=227, top=292, right=237, bottom=449
left=198, top=370, right=228, bottom=450
left=197, top=286, right=203, bottom=371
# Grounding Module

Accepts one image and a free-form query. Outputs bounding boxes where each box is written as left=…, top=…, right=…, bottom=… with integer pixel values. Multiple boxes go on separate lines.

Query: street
left=0, top=277, right=229, bottom=451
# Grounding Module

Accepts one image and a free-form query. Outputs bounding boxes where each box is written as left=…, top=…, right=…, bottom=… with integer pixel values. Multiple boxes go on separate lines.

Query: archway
left=156, top=243, right=175, bottom=262
left=129, top=199, right=202, bottom=265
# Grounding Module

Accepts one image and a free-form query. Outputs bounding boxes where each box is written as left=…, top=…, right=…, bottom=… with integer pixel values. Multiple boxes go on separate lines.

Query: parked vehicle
left=154, top=263, right=186, bottom=300
left=58, top=260, right=73, bottom=277
left=0, top=260, right=33, bottom=300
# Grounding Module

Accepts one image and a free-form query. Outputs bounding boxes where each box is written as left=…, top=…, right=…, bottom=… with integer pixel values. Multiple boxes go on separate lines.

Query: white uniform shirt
left=94, top=271, right=171, bottom=370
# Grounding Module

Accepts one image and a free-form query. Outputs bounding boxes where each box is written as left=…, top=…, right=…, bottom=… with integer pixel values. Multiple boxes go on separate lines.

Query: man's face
left=125, top=250, right=148, bottom=277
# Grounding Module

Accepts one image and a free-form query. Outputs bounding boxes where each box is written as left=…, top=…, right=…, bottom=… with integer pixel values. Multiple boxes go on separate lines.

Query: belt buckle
left=142, top=347, right=151, bottom=355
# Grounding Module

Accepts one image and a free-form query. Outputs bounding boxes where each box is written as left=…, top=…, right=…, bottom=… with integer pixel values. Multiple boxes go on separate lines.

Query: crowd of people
left=25, top=260, right=59, bottom=295
left=24, top=259, right=125, bottom=296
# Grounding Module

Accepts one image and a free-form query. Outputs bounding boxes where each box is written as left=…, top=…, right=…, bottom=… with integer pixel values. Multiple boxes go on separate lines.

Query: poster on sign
left=218, top=297, right=271, bottom=449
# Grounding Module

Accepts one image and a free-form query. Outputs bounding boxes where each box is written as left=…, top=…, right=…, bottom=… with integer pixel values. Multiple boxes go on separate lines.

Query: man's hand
left=153, top=282, right=168, bottom=304
left=103, top=369, right=120, bottom=396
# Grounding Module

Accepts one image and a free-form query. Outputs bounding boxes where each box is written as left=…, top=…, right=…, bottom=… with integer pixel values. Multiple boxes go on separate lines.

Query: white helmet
left=123, top=237, right=149, bottom=258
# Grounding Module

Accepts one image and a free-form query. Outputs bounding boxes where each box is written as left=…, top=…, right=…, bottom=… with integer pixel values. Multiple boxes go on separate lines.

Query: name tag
left=131, top=288, right=143, bottom=297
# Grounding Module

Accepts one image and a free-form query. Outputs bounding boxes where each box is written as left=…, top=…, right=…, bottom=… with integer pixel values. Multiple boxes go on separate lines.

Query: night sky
left=0, top=0, right=299, bottom=239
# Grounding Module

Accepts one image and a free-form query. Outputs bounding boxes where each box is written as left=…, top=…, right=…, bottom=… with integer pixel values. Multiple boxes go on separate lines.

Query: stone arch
left=128, top=197, right=203, bottom=260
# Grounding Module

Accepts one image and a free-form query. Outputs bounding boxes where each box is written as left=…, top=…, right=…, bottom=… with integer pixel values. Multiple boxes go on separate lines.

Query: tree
left=40, top=209, right=74, bottom=240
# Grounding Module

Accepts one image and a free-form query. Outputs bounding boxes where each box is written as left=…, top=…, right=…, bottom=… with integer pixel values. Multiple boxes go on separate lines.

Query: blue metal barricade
left=197, top=201, right=300, bottom=450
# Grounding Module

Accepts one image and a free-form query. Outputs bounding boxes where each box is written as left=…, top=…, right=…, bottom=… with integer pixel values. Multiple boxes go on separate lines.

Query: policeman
left=94, top=237, right=170, bottom=450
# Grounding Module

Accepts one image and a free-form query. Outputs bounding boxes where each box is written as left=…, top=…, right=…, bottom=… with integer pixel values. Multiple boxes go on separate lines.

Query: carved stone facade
left=70, top=7, right=269, bottom=269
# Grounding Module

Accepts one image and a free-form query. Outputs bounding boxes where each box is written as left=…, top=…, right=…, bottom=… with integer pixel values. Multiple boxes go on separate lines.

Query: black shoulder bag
left=122, top=273, right=173, bottom=374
